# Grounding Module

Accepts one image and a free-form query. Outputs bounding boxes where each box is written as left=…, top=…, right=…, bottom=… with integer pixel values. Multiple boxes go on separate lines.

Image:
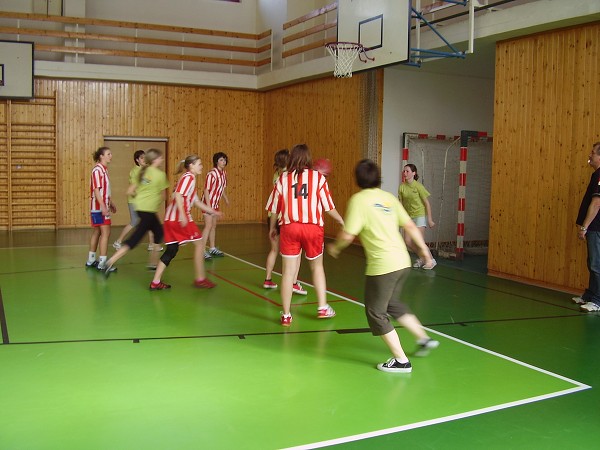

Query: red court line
left=208, top=270, right=344, bottom=307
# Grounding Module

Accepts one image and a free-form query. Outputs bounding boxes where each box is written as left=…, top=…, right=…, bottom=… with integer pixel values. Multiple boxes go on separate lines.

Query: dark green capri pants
left=364, top=268, right=412, bottom=336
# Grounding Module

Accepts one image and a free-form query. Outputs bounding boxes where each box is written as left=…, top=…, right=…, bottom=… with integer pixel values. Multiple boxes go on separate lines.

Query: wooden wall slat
left=490, top=22, right=600, bottom=292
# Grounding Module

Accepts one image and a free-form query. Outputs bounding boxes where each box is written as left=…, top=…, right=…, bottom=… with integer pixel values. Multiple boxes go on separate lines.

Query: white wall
left=381, top=67, right=494, bottom=194
left=85, top=0, right=258, bottom=32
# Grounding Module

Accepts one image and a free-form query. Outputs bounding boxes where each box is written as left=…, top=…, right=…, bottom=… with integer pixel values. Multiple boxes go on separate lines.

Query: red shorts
left=90, top=212, right=111, bottom=227
left=279, top=223, right=324, bottom=260
left=163, top=220, right=203, bottom=245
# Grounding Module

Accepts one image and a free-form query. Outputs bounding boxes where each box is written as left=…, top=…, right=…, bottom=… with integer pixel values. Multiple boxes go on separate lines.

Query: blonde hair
left=138, top=148, right=163, bottom=183
left=175, top=155, right=200, bottom=175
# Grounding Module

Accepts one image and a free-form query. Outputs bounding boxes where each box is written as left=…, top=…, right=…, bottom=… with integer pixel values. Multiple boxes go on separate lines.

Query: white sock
left=88, top=252, right=96, bottom=263
left=98, top=256, right=107, bottom=265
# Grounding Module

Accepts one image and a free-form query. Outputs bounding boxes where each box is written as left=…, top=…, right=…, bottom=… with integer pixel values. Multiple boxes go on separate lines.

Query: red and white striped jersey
left=89, top=163, right=111, bottom=212
left=266, top=169, right=335, bottom=227
left=164, top=171, right=198, bottom=222
left=202, top=168, right=227, bottom=209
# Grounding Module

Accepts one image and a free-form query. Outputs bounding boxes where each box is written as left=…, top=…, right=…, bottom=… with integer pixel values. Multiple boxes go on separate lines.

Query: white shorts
left=412, top=216, right=427, bottom=227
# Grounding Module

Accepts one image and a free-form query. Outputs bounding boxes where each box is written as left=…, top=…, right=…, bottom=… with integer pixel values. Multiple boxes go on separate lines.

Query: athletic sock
left=88, top=252, right=96, bottom=263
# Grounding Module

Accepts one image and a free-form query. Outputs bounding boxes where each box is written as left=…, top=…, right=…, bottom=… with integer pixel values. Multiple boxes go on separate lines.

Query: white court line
left=228, top=253, right=592, bottom=450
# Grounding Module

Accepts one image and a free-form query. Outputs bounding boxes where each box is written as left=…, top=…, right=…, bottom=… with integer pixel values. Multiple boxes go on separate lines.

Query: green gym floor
left=0, top=224, right=596, bottom=450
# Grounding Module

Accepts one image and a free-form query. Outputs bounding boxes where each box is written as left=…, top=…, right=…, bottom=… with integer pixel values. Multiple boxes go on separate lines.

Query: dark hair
left=93, top=146, right=110, bottom=162
left=287, top=144, right=311, bottom=176
left=133, top=150, right=145, bottom=165
left=273, top=149, right=289, bottom=172
left=355, top=159, right=381, bottom=189
left=404, top=163, right=419, bottom=181
left=175, top=155, right=200, bottom=175
left=138, top=148, right=163, bottom=184
left=594, top=142, right=600, bottom=155
left=213, top=152, right=228, bottom=167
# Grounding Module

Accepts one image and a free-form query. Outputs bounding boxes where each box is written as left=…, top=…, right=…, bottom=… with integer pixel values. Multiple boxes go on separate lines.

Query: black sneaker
left=377, top=358, right=412, bottom=373
left=85, top=261, right=98, bottom=268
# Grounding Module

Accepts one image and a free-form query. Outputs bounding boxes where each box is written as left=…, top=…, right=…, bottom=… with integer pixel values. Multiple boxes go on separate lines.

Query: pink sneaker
left=317, top=305, right=336, bottom=319
left=292, top=282, right=307, bottom=295
left=280, top=313, right=293, bottom=327
left=149, top=281, right=171, bottom=291
left=263, top=279, right=278, bottom=289
left=194, top=278, right=216, bottom=289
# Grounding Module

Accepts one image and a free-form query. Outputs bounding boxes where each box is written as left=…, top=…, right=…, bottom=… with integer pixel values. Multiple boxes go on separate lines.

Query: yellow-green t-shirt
left=344, top=188, right=412, bottom=276
left=398, top=180, right=430, bottom=218
left=127, top=166, right=141, bottom=203
left=133, top=166, right=169, bottom=213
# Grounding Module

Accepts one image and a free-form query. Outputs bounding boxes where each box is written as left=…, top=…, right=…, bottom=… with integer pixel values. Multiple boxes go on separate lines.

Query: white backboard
left=0, top=40, right=34, bottom=99
left=337, top=0, right=410, bottom=72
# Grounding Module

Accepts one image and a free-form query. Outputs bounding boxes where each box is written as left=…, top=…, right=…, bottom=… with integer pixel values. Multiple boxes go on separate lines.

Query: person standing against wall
left=398, top=164, right=437, bottom=270
left=86, top=146, right=116, bottom=271
left=574, top=142, right=600, bottom=313
left=202, top=152, right=229, bottom=260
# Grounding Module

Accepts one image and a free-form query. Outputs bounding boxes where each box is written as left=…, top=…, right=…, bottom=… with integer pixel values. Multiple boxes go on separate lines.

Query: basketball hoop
left=325, top=42, right=373, bottom=78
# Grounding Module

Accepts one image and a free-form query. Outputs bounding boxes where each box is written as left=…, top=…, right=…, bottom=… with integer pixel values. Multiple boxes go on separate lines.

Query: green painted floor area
left=0, top=225, right=597, bottom=449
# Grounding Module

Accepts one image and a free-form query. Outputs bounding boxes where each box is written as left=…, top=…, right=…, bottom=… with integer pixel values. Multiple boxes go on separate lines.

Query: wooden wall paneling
left=0, top=104, right=7, bottom=229
left=20, top=71, right=378, bottom=232
left=7, top=95, right=57, bottom=229
left=262, top=72, right=379, bottom=237
left=489, top=22, right=600, bottom=292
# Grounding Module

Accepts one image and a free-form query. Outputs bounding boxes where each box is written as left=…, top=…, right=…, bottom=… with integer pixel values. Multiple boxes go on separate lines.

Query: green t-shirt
left=398, top=180, right=430, bottom=218
left=133, top=166, right=169, bottom=213
left=127, top=166, right=141, bottom=203
left=344, top=188, right=412, bottom=276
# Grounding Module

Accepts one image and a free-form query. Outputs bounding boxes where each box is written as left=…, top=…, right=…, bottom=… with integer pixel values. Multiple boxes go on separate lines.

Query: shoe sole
left=263, top=285, right=278, bottom=289
left=377, top=365, right=412, bottom=373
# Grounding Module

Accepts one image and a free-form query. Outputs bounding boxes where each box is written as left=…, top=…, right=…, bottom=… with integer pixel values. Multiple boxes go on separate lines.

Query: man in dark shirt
left=575, top=142, right=600, bottom=312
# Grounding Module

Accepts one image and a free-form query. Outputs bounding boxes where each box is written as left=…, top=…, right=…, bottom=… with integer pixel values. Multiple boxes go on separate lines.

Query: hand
left=428, top=219, right=435, bottom=228
left=110, top=204, right=117, bottom=213
left=326, top=243, right=340, bottom=259
left=578, top=229, right=587, bottom=240
left=179, top=217, right=188, bottom=228
left=269, top=228, right=277, bottom=240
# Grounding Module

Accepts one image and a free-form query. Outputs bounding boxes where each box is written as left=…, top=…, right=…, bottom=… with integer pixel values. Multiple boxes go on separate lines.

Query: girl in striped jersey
left=86, top=147, right=117, bottom=270
left=265, top=144, right=344, bottom=326
left=150, top=155, right=222, bottom=291
left=202, top=152, right=229, bottom=259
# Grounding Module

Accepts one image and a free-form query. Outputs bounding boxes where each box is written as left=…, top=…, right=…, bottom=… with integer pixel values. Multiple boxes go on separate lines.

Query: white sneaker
left=292, top=282, right=307, bottom=295
left=412, top=259, right=424, bottom=268
left=422, top=259, right=437, bottom=270
left=580, top=302, right=600, bottom=312
left=572, top=296, right=586, bottom=305
left=113, top=241, right=122, bottom=250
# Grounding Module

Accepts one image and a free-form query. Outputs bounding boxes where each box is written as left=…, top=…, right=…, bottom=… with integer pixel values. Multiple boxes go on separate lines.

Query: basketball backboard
left=0, top=40, right=34, bottom=99
left=336, top=0, right=410, bottom=73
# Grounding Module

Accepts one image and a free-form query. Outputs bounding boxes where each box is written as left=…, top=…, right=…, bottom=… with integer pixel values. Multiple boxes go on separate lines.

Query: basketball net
left=325, top=42, right=364, bottom=78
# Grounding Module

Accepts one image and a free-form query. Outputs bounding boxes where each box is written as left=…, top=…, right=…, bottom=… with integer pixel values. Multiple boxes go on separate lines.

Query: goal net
left=402, top=132, right=493, bottom=259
